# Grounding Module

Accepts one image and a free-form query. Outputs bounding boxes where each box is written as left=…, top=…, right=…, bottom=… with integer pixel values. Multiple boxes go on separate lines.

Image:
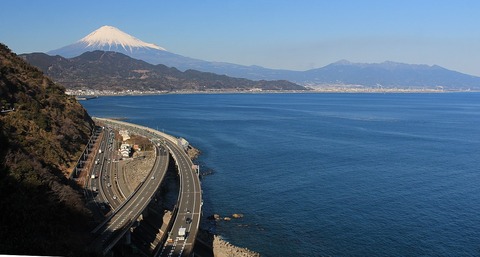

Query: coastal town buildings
left=120, top=143, right=131, bottom=158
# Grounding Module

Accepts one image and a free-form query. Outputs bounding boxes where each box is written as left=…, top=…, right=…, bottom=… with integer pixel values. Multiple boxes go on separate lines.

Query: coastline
left=83, top=95, right=480, bottom=256
left=94, top=117, right=260, bottom=256
left=186, top=145, right=261, bottom=257
left=67, top=87, right=478, bottom=97
left=196, top=229, right=260, bottom=257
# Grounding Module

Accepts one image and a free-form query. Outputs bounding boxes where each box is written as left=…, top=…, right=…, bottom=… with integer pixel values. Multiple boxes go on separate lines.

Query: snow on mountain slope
left=48, top=25, right=172, bottom=58
left=79, top=25, right=166, bottom=52
left=46, top=25, right=480, bottom=88
left=47, top=25, right=230, bottom=74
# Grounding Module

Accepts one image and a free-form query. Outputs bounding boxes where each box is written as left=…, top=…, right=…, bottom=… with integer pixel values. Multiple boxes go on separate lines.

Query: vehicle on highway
left=186, top=217, right=192, bottom=224
left=178, top=227, right=186, bottom=241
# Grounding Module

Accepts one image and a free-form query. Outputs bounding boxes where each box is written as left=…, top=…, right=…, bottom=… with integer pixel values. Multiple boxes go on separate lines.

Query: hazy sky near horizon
left=1, top=0, right=480, bottom=76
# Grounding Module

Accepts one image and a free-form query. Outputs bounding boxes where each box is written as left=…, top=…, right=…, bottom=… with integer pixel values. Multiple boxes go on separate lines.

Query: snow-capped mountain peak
left=78, top=25, right=166, bottom=52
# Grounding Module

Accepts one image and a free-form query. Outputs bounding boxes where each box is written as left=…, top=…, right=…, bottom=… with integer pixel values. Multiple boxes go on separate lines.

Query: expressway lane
left=158, top=140, right=202, bottom=257
left=102, top=128, right=123, bottom=208
left=92, top=127, right=123, bottom=210
left=87, top=127, right=113, bottom=212
left=92, top=117, right=202, bottom=257
left=90, top=142, right=169, bottom=254
left=85, top=127, right=107, bottom=216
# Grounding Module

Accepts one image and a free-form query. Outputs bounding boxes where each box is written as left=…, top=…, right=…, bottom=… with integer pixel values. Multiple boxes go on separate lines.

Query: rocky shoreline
left=212, top=235, right=260, bottom=257
left=187, top=145, right=201, bottom=160
left=197, top=229, right=260, bottom=257
left=121, top=128, right=260, bottom=256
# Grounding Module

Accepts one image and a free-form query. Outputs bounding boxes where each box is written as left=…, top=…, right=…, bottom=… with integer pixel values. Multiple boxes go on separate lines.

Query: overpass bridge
left=89, top=143, right=169, bottom=255
left=92, top=118, right=202, bottom=256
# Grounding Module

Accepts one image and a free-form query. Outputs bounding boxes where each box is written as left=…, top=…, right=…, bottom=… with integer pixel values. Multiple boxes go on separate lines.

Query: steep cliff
left=0, top=43, right=95, bottom=256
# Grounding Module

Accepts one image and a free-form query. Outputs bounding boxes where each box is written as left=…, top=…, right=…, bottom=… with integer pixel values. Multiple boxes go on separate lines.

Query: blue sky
left=1, top=0, right=480, bottom=76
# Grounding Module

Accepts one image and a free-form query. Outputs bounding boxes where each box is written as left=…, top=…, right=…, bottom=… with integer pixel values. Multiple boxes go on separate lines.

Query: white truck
left=177, top=227, right=186, bottom=241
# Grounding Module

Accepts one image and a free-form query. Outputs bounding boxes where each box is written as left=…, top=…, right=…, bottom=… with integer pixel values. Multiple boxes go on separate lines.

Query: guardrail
left=94, top=117, right=178, bottom=145
left=99, top=145, right=169, bottom=254
left=70, top=126, right=99, bottom=179
left=91, top=117, right=201, bottom=256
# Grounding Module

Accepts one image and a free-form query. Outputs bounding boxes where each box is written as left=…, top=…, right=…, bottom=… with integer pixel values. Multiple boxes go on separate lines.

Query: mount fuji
left=48, top=25, right=267, bottom=77
left=46, top=25, right=480, bottom=89
left=48, top=25, right=204, bottom=69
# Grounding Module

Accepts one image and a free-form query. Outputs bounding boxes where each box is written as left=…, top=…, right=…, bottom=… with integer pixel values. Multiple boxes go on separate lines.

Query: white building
left=120, top=143, right=132, bottom=157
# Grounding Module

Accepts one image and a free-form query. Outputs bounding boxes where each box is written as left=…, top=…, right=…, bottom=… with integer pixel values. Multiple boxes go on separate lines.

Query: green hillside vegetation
left=0, top=43, right=95, bottom=256
left=21, top=51, right=307, bottom=92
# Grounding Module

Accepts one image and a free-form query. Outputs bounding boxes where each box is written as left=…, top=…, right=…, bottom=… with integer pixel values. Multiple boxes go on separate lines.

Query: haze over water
left=82, top=93, right=480, bottom=256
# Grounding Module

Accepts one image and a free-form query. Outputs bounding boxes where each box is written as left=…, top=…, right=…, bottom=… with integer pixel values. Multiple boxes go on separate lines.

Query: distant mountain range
left=296, top=60, right=480, bottom=89
left=21, top=51, right=305, bottom=92
left=45, top=25, right=480, bottom=90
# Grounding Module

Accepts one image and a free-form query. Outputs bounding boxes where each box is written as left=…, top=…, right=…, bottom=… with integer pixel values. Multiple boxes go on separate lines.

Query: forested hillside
left=21, top=51, right=307, bottom=92
left=0, top=43, right=95, bottom=256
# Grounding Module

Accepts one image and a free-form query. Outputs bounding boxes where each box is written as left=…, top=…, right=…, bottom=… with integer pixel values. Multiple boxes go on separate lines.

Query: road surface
left=95, top=118, right=202, bottom=257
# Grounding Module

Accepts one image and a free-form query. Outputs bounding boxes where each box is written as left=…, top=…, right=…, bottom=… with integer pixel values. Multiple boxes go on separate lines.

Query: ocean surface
left=81, top=93, right=480, bottom=256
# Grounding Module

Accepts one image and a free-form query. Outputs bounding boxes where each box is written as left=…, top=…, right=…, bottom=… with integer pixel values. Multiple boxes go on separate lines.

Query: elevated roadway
left=87, top=127, right=123, bottom=214
left=90, top=144, right=169, bottom=254
left=157, top=138, right=202, bottom=257
left=95, top=118, right=202, bottom=257
left=98, top=127, right=123, bottom=208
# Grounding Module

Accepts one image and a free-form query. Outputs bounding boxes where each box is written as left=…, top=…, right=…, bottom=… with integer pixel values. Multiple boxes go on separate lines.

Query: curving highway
left=88, top=122, right=170, bottom=254
left=157, top=138, right=202, bottom=257
left=87, top=127, right=126, bottom=216
left=92, top=117, right=202, bottom=257
left=91, top=143, right=169, bottom=254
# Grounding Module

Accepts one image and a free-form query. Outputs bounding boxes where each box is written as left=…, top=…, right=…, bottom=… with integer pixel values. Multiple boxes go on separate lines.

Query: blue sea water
left=81, top=93, right=480, bottom=256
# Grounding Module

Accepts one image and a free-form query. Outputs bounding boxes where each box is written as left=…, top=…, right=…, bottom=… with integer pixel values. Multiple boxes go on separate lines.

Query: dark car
left=186, top=217, right=192, bottom=224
